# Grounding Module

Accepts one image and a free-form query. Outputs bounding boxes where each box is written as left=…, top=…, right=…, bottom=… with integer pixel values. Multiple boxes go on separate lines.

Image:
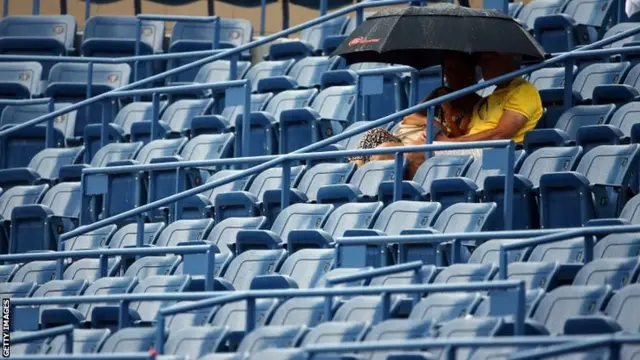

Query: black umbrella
left=332, top=4, right=547, bottom=69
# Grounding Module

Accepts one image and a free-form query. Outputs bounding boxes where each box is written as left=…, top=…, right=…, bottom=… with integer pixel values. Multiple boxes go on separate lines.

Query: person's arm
left=436, top=109, right=528, bottom=142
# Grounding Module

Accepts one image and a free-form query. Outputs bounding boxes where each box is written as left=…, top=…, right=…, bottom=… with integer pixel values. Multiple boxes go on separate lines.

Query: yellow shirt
left=467, top=77, right=543, bottom=144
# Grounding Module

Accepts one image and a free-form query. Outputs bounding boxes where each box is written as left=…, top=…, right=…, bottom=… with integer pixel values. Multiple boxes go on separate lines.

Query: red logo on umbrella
left=348, top=37, right=380, bottom=46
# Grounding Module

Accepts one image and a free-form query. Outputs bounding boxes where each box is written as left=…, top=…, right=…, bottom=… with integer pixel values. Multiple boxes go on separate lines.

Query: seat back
left=124, top=255, right=182, bottom=279
left=322, top=201, right=383, bottom=238
left=164, top=326, right=229, bottom=359
left=518, top=146, right=582, bottom=187
left=609, top=101, right=640, bottom=138
left=0, top=15, right=76, bottom=52
left=573, top=62, right=630, bottom=100
left=61, top=222, right=116, bottom=251
left=264, top=88, right=318, bottom=121
left=128, top=275, right=191, bottom=322
left=206, top=216, right=268, bottom=254
left=594, top=232, right=640, bottom=259
left=413, top=155, right=474, bottom=196
left=76, top=276, right=137, bottom=321
left=135, top=138, right=188, bottom=164
left=300, top=15, right=349, bottom=51
left=573, top=258, right=640, bottom=289
left=338, top=121, right=370, bottom=150
left=47, top=329, right=110, bottom=354
left=244, top=59, right=295, bottom=92
left=200, top=170, right=254, bottom=203
left=433, top=263, right=498, bottom=284
left=602, top=283, right=640, bottom=332
left=248, top=166, right=305, bottom=202
left=295, top=163, right=355, bottom=202
left=47, top=63, right=131, bottom=94
left=154, top=219, right=214, bottom=247
left=278, top=248, right=336, bottom=289
left=111, top=102, right=153, bottom=135
left=31, top=279, right=88, bottom=312
left=0, top=62, right=41, bottom=97
left=83, top=16, right=164, bottom=53
left=10, top=260, right=57, bottom=284
left=63, top=258, right=118, bottom=281
left=171, top=18, right=252, bottom=48
left=562, top=0, right=614, bottom=27
left=434, top=317, right=511, bottom=359
left=161, top=99, right=211, bottom=134
left=409, top=293, right=481, bottom=324
left=270, top=203, right=333, bottom=247
left=180, top=134, right=234, bottom=165
left=194, top=60, right=251, bottom=85
left=0, top=282, right=37, bottom=298
left=288, top=56, right=340, bottom=88
left=554, top=105, right=616, bottom=140
left=528, top=67, right=573, bottom=90
left=464, top=150, right=525, bottom=191
left=40, top=182, right=82, bottom=218
left=236, top=325, right=307, bottom=354
left=0, top=184, right=48, bottom=220
left=517, top=0, right=566, bottom=29
left=27, top=146, right=83, bottom=181
left=576, top=144, right=640, bottom=185
left=603, top=22, right=640, bottom=48
left=432, top=202, right=497, bottom=233
left=528, top=237, right=586, bottom=263
left=531, top=285, right=612, bottom=334
left=107, top=222, right=166, bottom=249
left=220, top=93, right=273, bottom=130
left=361, top=319, right=432, bottom=360
left=98, top=327, right=157, bottom=353
left=468, top=239, right=531, bottom=265
left=222, top=249, right=287, bottom=290
left=311, top=84, right=356, bottom=122
left=90, top=142, right=143, bottom=168
left=299, top=321, right=369, bottom=345
left=348, top=160, right=403, bottom=199
left=373, top=200, right=441, bottom=235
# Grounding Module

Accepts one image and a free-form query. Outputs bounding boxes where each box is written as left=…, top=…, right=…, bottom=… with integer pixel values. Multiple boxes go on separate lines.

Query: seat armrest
left=190, top=115, right=232, bottom=136
left=539, top=171, right=591, bottom=189
left=484, top=174, right=534, bottom=192
left=0, top=36, right=67, bottom=54
left=576, top=125, right=624, bottom=149
left=430, top=177, right=479, bottom=199
left=149, top=156, right=183, bottom=164
left=91, top=305, right=141, bottom=328
left=250, top=274, right=299, bottom=290
left=377, top=180, right=426, bottom=204
left=539, top=87, right=583, bottom=105
left=235, top=229, right=284, bottom=253
left=211, top=277, right=235, bottom=291
left=288, top=229, right=335, bottom=253
left=0, top=168, right=41, bottom=188
left=268, top=40, right=314, bottom=60
left=523, top=129, right=571, bottom=153
left=58, top=164, right=91, bottom=182
left=533, top=13, right=578, bottom=31
left=279, top=107, right=321, bottom=126
left=317, top=184, right=363, bottom=205
left=592, top=84, right=639, bottom=105
left=320, top=70, right=357, bottom=87
left=343, top=229, right=386, bottom=237
left=239, top=111, right=277, bottom=129
left=262, top=188, right=308, bottom=207
left=129, top=120, right=171, bottom=142
left=213, top=191, right=260, bottom=223
left=256, top=76, right=299, bottom=93
left=585, top=218, right=630, bottom=227
left=564, top=315, right=622, bottom=335
left=106, top=160, right=138, bottom=167
left=11, top=204, right=54, bottom=221
left=40, top=308, right=86, bottom=328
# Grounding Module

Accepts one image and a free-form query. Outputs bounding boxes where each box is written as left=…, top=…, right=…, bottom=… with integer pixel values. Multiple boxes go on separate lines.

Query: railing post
left=281, top=160, right=291, bottom=210
left=205, top=244, right=216, bottom=291
left=32, top=0, right=40, bottom=15
left=356, top=7, right=364, bottom=26
left=242, top=82, right=252, bottom=158
left=584, top=234, right=595, bottom=263
left=46, top=98, right=55, bottom=148
left=245, top=297, right=256, bottom=333
left=410, top=71, right=419, bottom=106
left=213, top=17, right=221, bottom=50
left=320, top=0, right=328, bottom=16
left=380, top=292, right=390, bottom=323
left=324, top=284, right=333, bottom=321
left=425, top=106, right=435, bottom=160
left=118, top=300, right=129, bottom=329
left=173, top=167, right=185, bottom=222
left=515, top=280, right=526, bottom=335
left=60, top=0, right=67, bottom=14
left=3, top=0, right=8, bottom=17
left=230, top=54, right=239, bottom=80
left=393, top=152, right=403, bottom=202
left=64, top=328, right=73, bottom=353
left=354, top=76, right=361, bottom=122
left=151, top=92, right=160, bottom=141
left=260, top=0, right=267, bottom=36
left=100, top=100, right=110, bottom=149
left=84, top=0, right=90, bottom=20
left=134, top=17, right=141, bottom=101
left=99, top=254, right=108, bottom=278
left=207, top=0, right=215, bottom=16
left=499, top=244, right=508, bottom=280
left=86, top=62, right=94, bottom=129
left=503, top=141, right=515, bottom=230
left=155, top=313, right=165, bottom=354
left=563, top=58, right=575, bottom=111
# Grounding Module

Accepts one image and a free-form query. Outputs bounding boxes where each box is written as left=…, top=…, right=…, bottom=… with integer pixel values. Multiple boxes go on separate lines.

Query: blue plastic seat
left=214, top=239, right=287, bottom=290
left=539, top=144, right=640, bottom=228
left=46, top=329, right=111, bottom=354
left=341, top=201, right=442, bottom=268
left=192, top=93, right=273, bottom=137
left=262, top=162, right=355, bottom=221
left=433, top=317, right=512, bottom=359
left=10, top=182, right=82, bottom=254
left=534, top=0, right=615, bottom=52
left=239, top=88, right=317, bottom=156
left=60, top=142, right=144, bottom=184
left=82, top=16, right=164, bottom=82
left=0, top=15, right=76, bottom=90
left=0, top=281, right=37, bottom=298
left=317, top=160, right=404, bottom=208
left=530, top=66, right=579, bottom=129
left=0, top=263, right=18, bottom=282
left=188, top=60, right=252, bottom=88
left=214, top=166, right=305, bottom=223
left=168, top=18, right=253, bottom=83
left=83, top=101, right=152, bottom=161
left=123, top=255, right=182, bottom=279
left=0, top=146, right=83, bottom=190
left=516, top=0, right=566, bottom=30
left=530, top=285, right=612, bottom=334
left=528, top=236, right=586, bottom=264
left=299, top=321, right=369, bottom=346
left=279, top=84, right=355, bottom=153
left=338, top=121, right=370, bottom=151
left=572, top=257, right=640, bottom=289
left=10, top=260, right=57, bottom=284
left=259, top=56, right=341, bottom=93
left=62, top=258, right=119, bottom=281
left=571, top=62, right=631, bottom=101
left=379, top=155, right=474, bottom=207
left=504, top=262, right=563, bottom=291
left=0, top=184, right=48, bottom=254
left=45, top=63, right=131, bottom=139
left=208, top=325, right=307, bottom=360
left=244, top=59, right=296, bottom=92
left=587, top=190, right=640, bottom=227
left=527, top=105, right=616, bottom=154
left=164, top=326, right=229, bottom=358
left=147, top=134, right=234, bottom=221
left=267, top=16, right=349, bottom=60
left=99, top=138, right=187, bottom=220
left=41, top=276, right=137, bottom=328
left=180, top=170, right=255, bottom=220
left=594, top=233, right=640, bottom=259
left=408, top=292, right=482, bottom=325
left=98, top=327, right=158, bottom=353
left=429, top=151, right=525, bottom=213
left=8, top=330, right=48, bottom=354
left=433, top=263, right=498, bottom=284
left=107, top=222, right=166, bottom=249
left=208, top=298, right=279, bottom=336
left=92, top=275, right=191, bottom=328
left=468, top=239, right=531, bottom=265
left=131, top=99, right=212, bottom=142
left=358, top=320, right=432, bottom=360
left=469, top=347, right=538, bottom=360
left=579, top=101, right=640, bottom=148
left=26, top=279, right=89, bottom=328
left=484, top=146, right=583, bottom=230
left=0, top=61, right=42, bottom=101
left=154, top=218, right=214, bottom=248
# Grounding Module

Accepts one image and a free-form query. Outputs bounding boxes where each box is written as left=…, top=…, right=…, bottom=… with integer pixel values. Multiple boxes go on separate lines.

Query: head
left=443, top=52, right=478, bottom=90
left=477, top=52, right=522, bottom=81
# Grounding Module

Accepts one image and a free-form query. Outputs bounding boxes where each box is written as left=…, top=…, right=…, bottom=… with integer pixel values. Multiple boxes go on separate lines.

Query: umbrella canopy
left=332, top=4, right=547, bottom=69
